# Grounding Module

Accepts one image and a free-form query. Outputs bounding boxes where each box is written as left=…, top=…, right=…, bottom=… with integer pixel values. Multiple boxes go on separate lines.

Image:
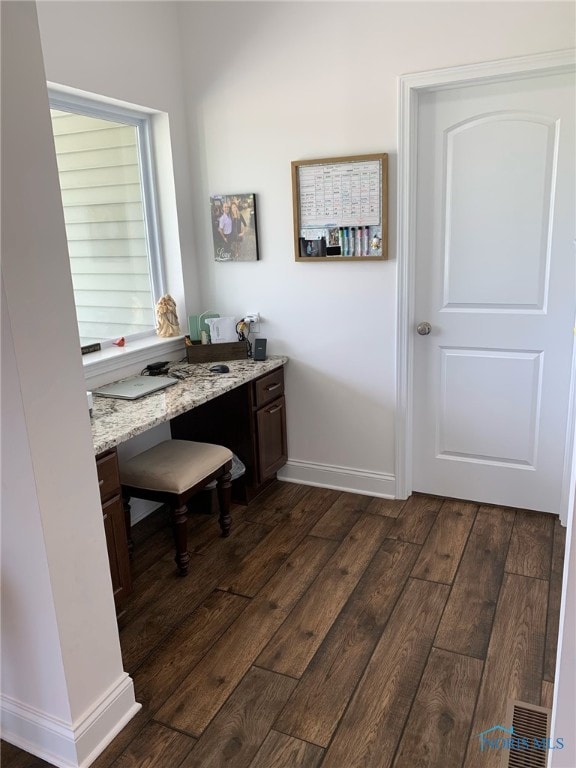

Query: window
left=48, top=91, right=164, bottom=346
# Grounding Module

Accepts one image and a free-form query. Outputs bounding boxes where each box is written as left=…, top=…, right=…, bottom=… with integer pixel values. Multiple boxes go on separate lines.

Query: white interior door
left=412, top=71, right=575, bottom=514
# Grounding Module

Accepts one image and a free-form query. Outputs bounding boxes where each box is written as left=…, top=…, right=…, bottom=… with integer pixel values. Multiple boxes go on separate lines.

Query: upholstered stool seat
left=120, top=439, right=233, bottom=576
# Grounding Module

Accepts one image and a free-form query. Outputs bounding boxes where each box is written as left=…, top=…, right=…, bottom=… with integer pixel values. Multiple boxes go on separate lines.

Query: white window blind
left=49, top=96, right=163, bottom=346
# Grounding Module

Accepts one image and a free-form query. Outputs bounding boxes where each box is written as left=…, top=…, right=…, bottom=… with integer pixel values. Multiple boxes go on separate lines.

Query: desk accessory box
left=185, top=340, right=249, bottom=363
left=188, top=312, right=220, bottom=342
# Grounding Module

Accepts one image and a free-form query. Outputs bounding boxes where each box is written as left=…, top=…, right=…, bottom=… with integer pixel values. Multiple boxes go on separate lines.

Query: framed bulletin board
left=291, top=153, right=388, bottom=261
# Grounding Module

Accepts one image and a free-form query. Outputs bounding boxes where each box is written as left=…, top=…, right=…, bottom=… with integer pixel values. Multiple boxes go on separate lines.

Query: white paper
left=205, top=316, right=237, bottom=343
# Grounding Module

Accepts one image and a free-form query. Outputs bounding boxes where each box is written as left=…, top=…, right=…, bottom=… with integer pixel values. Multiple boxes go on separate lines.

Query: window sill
left=83, top=334, right=186, bottom=385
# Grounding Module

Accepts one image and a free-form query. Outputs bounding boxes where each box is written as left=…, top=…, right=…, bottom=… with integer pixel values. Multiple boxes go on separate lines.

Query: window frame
left=48, top=87, right=166, bottom=347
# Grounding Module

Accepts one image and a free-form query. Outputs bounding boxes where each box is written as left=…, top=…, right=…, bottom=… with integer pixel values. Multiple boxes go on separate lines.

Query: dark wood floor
left=2, top=482, right=565, bottom=768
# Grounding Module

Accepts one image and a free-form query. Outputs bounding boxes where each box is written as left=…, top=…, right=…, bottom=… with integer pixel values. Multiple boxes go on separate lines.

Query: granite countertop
left=91, top=355, right=288, bottom=455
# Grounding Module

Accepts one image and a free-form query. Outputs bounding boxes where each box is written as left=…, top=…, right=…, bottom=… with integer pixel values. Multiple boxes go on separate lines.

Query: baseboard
left=277, top=459, right=396, bottom=498
left=1, top=673, right=141, bottom=768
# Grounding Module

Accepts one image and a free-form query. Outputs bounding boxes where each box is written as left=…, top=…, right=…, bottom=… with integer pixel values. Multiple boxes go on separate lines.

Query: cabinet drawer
left=254, top=368, right=284, bottom=409
left=96, top=450, right=120, bottom=502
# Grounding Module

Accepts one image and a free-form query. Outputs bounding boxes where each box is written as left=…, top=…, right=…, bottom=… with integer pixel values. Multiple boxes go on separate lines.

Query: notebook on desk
left=92, top=375, right=178, bottom=400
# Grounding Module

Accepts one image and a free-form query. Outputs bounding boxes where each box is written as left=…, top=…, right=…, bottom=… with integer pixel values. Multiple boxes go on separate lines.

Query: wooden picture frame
left=291, top=153, right=388, bottom=261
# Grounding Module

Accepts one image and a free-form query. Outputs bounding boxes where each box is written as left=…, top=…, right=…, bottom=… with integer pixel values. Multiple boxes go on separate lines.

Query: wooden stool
left=120, top=439, right=233, bottom=576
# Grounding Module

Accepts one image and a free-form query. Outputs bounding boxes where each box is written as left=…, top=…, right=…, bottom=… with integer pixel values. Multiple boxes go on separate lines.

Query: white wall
left=178, top=1, right=575, bottom=495
left=37, top=2, right=575, bottom=496
left=36, top=0, right=202, bottom=525
left=1, top=3, right=138, bottom=765
left=36, top=0, right=200, bottom=336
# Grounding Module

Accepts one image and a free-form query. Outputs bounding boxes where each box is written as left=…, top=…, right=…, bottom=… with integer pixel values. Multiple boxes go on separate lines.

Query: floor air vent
left=502, top=700, right=551, bottom=768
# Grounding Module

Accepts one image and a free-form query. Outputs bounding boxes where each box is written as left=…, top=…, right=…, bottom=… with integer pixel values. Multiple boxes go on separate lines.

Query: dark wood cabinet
left=170, top=365, right=288, bottom=503
left=252, top=369, right=287, bottom=483
left=96, top=449, right=132, bottom=610
left=256, top=396, right=287, bottom=480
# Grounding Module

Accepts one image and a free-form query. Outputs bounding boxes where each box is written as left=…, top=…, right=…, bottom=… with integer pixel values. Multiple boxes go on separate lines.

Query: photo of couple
left=210, top=193, right=259, bottom=262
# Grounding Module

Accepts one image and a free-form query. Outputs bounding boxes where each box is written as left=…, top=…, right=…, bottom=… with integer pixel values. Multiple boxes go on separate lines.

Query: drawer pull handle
left=265, top=383, right=281, bottom=391
left=99, top=479, right=104, bottom=487
left=267, top=405, right=282, bottom=414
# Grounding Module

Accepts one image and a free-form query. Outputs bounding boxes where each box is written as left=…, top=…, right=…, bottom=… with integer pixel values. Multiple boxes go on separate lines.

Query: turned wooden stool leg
left=122, top=495, right=134, bottom=558
left=216, top=470, right=232, bottom=537
left=172, top=503, right=190, bottom=576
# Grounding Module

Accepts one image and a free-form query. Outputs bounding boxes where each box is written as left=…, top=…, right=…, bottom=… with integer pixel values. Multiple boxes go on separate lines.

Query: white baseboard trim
left=1, top=673, right=141, bottom=768
left=277, top=459, right=396, bottom=498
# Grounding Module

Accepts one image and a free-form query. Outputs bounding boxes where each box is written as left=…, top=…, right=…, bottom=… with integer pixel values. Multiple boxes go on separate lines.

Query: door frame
left=395, top=49, right=576, bottom=519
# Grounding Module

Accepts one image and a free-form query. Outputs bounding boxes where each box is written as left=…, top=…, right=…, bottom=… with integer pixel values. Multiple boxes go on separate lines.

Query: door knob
left=417, top=322, right=432, bottom=336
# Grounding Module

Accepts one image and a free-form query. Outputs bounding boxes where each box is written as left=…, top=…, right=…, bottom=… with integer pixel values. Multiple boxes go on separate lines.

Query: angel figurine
left=155, top=294, right=181, bottom=337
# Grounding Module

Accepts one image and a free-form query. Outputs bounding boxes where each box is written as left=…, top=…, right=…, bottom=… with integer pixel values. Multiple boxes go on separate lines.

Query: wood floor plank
left=121, top=518, right=266, bottom=624
left=247, top=731, right=324, bottom=768
left=364, top=496, right=407, bottom=519
left=386, top=494, right=442, bottom=544
left=185, top=507, right=255, bottom=556
left=119, top=521, right=270, bottom=672
left=321, top=578, right=450, bottom=768
left=257, top=514, right=393, bottom=677
left=133, top=590, right=249, bottom=710
left=392, top=648, right=484, bottom=768
left=463, top=572, right=548, bottom=768
left=4, top=485, right=564, bottom=768
left=0, top=743, right=53, bottom=768
left=541, top=680, right=554, bottom=709
left=505, top=510, right=554, bottom=579
left=128, top=507, right=175, bottom=580
left=154, top=536, right=338, bottom=736
left=106, top=596, right=249, bottom=767
left=544, top=517, right=566, bottom=681
left=110, top=721, right=195, bottom=767
left=434, top=505, right=515, bottom=659
left=275, top=539, right=421, bottom=747
left=217, top=487, right=340, bottom=597
left=88, top=709, right=152, bottom=768
left=411, top=499, right=477, bottom=584
left=243, top=481, right=318, bottom=527
left=309, top=492, right=372, bottom=540
left=177, top=668, right=296, bottom=768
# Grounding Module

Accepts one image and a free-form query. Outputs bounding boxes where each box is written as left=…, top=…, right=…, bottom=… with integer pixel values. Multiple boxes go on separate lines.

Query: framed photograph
left=210, top=193, right=259, bottom=262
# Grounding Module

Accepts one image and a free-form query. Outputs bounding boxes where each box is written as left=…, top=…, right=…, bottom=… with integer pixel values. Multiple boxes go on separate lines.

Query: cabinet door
left=256, top=395, right=287, bottom=482
left=102, top=495, right=132, bottom=607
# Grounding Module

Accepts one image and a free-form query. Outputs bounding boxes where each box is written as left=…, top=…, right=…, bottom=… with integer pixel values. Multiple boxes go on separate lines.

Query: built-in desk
left=91, top=356, right=288, bottom=608
left=91, top=356, right=288, bottom=455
